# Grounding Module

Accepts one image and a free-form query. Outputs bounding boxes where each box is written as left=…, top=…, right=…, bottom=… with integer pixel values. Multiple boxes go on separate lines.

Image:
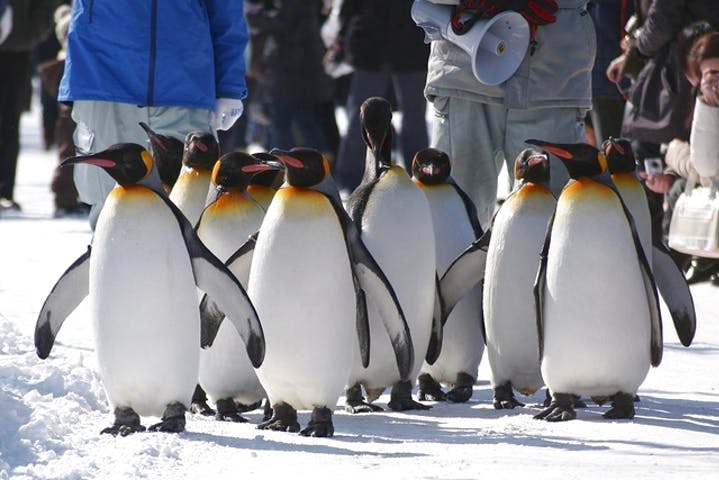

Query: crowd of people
left=1, top=0, right=718, bottom=282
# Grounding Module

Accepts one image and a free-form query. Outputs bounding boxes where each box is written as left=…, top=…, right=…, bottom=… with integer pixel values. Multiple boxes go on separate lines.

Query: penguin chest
left=91, top=187, right=199, bottom=415
left=542, top=181, right=650, bottom=395
left=358, top=169, right=436, bottom=382
left=197, top=194, right=265, bottom=263
left=249, top=188, right=356, bottom=408
left=484, top=185, right=555, bottom=391
left=169, top=168, right=212, bottom=226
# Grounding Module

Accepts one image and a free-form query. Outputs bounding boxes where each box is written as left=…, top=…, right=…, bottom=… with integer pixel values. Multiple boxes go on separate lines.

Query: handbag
left=668, top=173, right=719, bottom=259
left=621, top=43, right=692, bottom=144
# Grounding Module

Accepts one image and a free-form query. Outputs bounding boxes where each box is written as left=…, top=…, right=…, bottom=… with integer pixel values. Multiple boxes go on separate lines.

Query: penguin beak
left=241, top=161, right=284, bottom=174
left=527, top=154, right=548, bottom=168
left=525, top=139, right=574, bottom=160
left=61, top=154, right=117, bottom=168
left=269, top=149, right=303, bottom=169
left=139, top=122, right=167, bottom=151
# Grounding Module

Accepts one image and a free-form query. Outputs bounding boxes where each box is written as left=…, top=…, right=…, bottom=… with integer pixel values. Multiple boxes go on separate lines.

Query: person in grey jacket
left=424, top=0, right=595, bottom=226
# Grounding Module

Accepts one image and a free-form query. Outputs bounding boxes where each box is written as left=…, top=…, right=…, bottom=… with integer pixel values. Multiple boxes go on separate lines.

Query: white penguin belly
left=420, top=185, right=483, bottom=383
left=91, top=190, right=200, bottom=417
left=197, top=201, right=266, bottom=404
left=169, top=169, right=212, bottom=227
left=484, top=188, right=555, bottom=395
left=542, top=192, right=651, bottom=396
left=350, top=168, right=436, bottom=389
left=251, top=190, right=356, bottom=410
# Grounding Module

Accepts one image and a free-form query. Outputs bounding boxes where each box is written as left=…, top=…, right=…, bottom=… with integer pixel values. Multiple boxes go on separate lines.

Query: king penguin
left=344, top=97, right=440, bottom=413
left=169, top=131, right=219, bottom=226
left=481, top=148, right=556, bottom=409
left=526, top=139, right=662, bottom=422
left=195, top=152, right=275, bottom=422
left=603, top=137, right=696, bottom=347
left=410, top=148, right=485, bottom=403
left=244, top=147, right=412, bottom=437
left=35, top=143, right=265, bottom=436
left=139, top=122, right=183, bottom=194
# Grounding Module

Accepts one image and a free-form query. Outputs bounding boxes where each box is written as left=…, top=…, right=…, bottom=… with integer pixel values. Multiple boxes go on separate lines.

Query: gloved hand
left=451, top=0, right=557, bottom=35
left=0, top=4, right=13, bottom=45
left=212, top=98, right=244, bottom=131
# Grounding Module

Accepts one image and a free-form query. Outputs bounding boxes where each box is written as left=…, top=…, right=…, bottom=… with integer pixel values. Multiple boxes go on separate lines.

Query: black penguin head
left=183, top=131, right=219, bottom=170
left=360, top=97, right=393, bottom=172
left=525, top=139, right=607, bottom=179
left=601, top=137, right=636, bottom=174
left=139, top=122, right=183, bottom=190
left=61, top=143, right=153, bottom=187
left=269, top=147, right=329, bottom=188
left=513, top=148, right=550, bottom=184
left=210, top=151, right=269, bottom=193
left=250, top=152, right=286, bottom=189
left=411, top=148, right=451, bottom=185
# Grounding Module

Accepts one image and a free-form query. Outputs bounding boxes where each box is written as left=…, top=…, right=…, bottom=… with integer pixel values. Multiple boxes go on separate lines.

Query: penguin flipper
left=439, top=230, right=491, bottom=317
left=448, top=179, right=483, bottom=237
left=651, top=243, right=696, bottom=347
left=35, top=246, right=91, bottom=359
left=425, top=274, right=445, bottom=365
left=326, top=193, right=414, bottom=381
left=533, top=212, right=555, bottom=361
left=159, top=194, right=265, bottom=367
left=352, top=273, right=371, bottom=368
left=199, top=232, right=258, bottom=349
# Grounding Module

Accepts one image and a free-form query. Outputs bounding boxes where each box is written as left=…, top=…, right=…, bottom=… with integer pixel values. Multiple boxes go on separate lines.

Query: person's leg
left=590, top=96, right=625, bottom=146
left=267, top=100, right=296, bottom=151
left=430, top=96, right=506, bottom=227
left=0, top=51, right=32, bottom=207
left=335, top=68, right=392, bottom=192
left=391, top=70, right=429, bottom=171
left=504, top=107, right=587, bottom=197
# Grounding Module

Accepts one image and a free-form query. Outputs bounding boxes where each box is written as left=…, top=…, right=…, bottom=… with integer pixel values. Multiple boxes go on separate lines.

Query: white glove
left=212, top=98, right=244, bottom=131
left=0, top=5, right=13, bottom=45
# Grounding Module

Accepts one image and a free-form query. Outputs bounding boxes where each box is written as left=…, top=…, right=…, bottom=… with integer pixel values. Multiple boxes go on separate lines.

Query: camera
left=644, top=158, right=663, bottom=177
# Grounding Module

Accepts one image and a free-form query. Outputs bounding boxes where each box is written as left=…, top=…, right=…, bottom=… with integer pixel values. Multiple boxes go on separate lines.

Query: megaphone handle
left=450, top=3, right=496, bottom=35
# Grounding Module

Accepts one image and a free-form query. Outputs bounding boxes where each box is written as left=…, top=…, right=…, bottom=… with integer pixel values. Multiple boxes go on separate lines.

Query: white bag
left=668, top=174, right=719, bottom=259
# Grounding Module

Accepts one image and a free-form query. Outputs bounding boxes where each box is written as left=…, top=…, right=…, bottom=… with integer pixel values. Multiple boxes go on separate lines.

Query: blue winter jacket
left=59, top=0, right=248, bottom=110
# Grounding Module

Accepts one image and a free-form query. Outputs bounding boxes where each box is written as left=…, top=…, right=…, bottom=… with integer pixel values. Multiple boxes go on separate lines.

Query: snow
left=1, top=98, right=719, bottom=480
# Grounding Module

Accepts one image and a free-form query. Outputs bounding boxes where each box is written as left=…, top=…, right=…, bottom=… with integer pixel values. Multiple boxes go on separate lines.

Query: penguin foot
left=101, top=407, right=146, bottom=436
left=237, top=399, right=264, bottom=413
left=591, top=396, right=609, bottom=406
left=542, top=388, right=552, bottom=408
left=493, top=382, right=524, bottom=409
left=387, top=381, right=431, bottom=412
left=417, top=373, right=447, bottom=402
left=603, top=393, right=636, bottom=420
left=215, top=397, right=248, bottom=423
left=257, top=402, right=300, bottom=432
left=534, top=393, right=577, bottom=422
left=190, top=385, right=215, bottom=416
left=572, top=395, right=588, bottom=408
left=446, top=372, right=475, bottom=403
left=299, top=407, right=334, bottom=438
left=149, top=402, right=187, bottom=433
left=262, top=399, right=273, bottom=422
left=344, top=384, right=384, bottom=414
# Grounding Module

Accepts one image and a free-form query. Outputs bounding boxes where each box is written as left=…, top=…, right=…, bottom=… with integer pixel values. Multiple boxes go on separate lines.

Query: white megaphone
left=411, top=0, right=529, bottom=86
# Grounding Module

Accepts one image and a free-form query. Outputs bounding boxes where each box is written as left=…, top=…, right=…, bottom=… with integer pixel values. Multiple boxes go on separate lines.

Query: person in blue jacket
left=59, top=0, right=249, bottom=229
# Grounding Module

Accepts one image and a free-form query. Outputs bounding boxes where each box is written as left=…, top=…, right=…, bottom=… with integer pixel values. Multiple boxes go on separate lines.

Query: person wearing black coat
left=330, top=0, right=430, bottom=193
left=0, top=0, right=56, bottom=213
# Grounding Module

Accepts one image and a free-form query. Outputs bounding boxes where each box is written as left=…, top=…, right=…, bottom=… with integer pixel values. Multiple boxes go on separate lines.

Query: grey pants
left=72, top=101, right=213, bottom=229
left=430, top=95, right=586, bottom=227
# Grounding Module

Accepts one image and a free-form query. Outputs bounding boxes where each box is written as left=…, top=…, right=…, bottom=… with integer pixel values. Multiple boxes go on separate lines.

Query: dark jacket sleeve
left=0, top=0, right=56, bottom=52
left=635, top=0, right=686, bottom=57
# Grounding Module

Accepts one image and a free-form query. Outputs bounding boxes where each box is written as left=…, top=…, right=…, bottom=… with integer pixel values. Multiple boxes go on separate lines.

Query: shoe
left=0, top=198, right=21, bottom=211
left=53, top=203, right=90, bottom=218
left=685, top=257, right=719, bottom=284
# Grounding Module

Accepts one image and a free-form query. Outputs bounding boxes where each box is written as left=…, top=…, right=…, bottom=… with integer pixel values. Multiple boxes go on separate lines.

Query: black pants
left=0, top=50, right=32, bottom=200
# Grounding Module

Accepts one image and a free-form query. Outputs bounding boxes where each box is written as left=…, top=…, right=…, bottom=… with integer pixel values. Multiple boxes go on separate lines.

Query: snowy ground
left=1, top=100, right=718, bottom=480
